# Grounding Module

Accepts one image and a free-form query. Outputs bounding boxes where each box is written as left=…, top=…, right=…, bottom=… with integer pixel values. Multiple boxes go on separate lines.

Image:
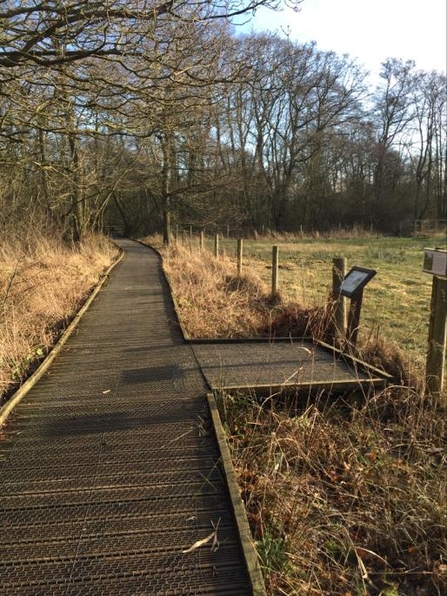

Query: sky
left=236, top=0, right=447, bottom=78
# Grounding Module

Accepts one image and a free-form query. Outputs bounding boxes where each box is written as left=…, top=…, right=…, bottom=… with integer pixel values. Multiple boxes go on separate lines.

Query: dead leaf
left=182, top=532, right=215, bottom=554
left=182, top=518, right=221, bottom=554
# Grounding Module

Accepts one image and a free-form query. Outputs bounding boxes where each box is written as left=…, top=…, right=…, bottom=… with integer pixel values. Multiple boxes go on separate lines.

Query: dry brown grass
left=224, top=391, right=447, bottom=596
left=161, top=242, right=275, bottom=338
left=0, top=230, right=118, bottom=403
left=158, top=238, right=337, bottom=344
left=252, top=225, right=383, bottom=241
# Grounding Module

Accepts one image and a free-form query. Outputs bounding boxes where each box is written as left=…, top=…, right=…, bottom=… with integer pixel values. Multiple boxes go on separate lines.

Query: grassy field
left=194, top=233, right=442, bottom=364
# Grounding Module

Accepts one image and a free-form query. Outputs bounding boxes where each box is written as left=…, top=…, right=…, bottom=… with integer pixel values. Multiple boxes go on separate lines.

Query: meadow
left=192, top=232, right=442, bottom=365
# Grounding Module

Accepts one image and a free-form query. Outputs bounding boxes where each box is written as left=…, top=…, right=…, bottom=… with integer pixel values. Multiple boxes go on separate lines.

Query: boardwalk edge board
left=207, top=391, right=267, bottom=596
left=0, top=248, right=124, bottom=428
left=136, top=239, right=192, bottom=341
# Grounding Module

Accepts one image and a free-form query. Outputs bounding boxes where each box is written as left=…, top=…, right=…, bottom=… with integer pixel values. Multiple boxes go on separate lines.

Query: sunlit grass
left=212, top=235, right=438, bottom=364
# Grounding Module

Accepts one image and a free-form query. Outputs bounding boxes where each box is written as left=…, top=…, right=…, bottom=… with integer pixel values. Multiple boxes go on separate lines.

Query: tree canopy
left=1, top=1, right=445, bottom=241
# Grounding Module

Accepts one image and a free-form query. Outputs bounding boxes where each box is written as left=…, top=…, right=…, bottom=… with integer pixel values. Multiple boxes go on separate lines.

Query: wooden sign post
left=423, top=248, right=447, bottom=397
left=339, top=266, right=377, bottom=346
left=332, top=257, right=347, bottom=340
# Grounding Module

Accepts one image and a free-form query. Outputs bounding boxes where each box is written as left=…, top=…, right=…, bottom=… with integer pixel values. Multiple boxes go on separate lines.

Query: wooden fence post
left=199, top=231, right=204, bottom=251
left=214, top=234, right=220, bottom=258
left=332, top=257, right=347, bottom=339
left=426, top=276, right=447, bottom=397
left=237, top=239, right=243, bottom=276
left=272, top=245, right=279, bottom=295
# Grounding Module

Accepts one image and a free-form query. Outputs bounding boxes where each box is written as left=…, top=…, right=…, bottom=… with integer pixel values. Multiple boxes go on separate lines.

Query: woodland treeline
left=1, top=0, right=446, bottom=243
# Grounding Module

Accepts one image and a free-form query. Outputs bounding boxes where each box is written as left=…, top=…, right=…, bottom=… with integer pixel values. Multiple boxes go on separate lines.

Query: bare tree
left=2, top=0, right=297, bottom=241
left=407, top=71, right=447, bottom=220
left=370, top=58, right=418, bottom=227
left=1, top=0, right=286, bottom=68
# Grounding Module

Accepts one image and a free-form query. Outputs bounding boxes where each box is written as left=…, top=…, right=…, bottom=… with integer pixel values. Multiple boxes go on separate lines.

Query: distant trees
left=211, top=46, right=446, bottom=234
left=206, top=35, right=369, bottom=231
left=1, top=2, right=445, bottom=240
left=410, top=70, right=447, bottom=221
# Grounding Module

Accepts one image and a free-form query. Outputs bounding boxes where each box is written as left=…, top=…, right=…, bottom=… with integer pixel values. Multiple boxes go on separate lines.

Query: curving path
left=0, top=240, right=257, bottom=596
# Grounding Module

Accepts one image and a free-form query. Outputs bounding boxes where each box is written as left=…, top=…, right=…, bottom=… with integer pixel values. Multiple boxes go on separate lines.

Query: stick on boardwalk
left=0, top=240, right=256, bottom=596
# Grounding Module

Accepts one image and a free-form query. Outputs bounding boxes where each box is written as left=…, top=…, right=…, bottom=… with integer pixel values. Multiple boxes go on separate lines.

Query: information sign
left=340, top=266, right=377, bottom=298
left=423, top=248, right=447, bottom=279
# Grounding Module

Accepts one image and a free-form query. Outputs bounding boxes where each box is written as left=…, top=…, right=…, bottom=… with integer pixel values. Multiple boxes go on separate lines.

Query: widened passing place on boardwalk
left=0, top=240, right=261, bottom=596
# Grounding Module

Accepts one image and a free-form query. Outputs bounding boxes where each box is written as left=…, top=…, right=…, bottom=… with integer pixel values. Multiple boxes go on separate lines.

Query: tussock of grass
left=225, top=392, right=447, bottom=596
left=0, top=231, right=118, bottom=402
left=358, top=337, right=424, bottom=389
left=258, top=302, right=333, bottom=342
left=161, top=243, right=274, bottom=338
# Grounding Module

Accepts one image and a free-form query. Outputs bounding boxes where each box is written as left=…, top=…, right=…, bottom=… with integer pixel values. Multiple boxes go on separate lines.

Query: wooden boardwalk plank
left=0, top=240, right=259, bottom=596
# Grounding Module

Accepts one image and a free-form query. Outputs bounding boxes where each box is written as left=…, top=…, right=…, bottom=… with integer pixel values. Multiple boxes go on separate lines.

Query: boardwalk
left=0, top=240, right=255, bottom=596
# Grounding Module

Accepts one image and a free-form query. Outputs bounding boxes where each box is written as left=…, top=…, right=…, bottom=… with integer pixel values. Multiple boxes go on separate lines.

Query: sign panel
left=423, top=248, right=447, bottom=279
left=340, top=266, right=377, bottom=298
